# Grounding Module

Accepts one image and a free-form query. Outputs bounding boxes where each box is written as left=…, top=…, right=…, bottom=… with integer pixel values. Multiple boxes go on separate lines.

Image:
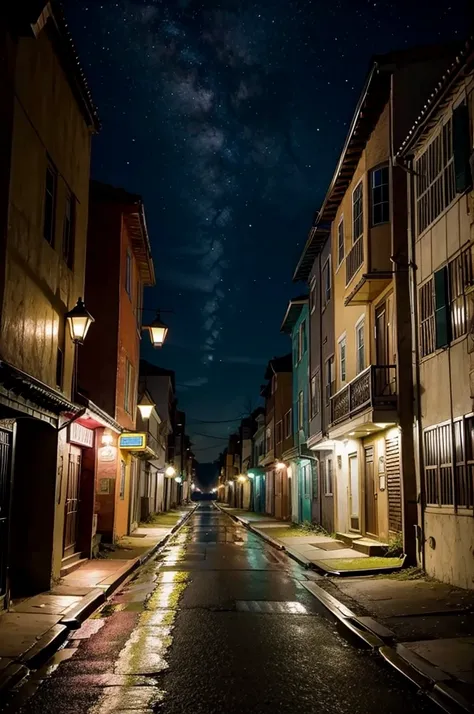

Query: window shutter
left=453, top=103, right=472, bottom=194
left=434, top=266, right=451, bottom=349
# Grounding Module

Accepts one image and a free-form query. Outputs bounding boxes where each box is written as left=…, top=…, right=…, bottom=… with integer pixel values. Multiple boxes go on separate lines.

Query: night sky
left=64, top=0, right=469, bottom=463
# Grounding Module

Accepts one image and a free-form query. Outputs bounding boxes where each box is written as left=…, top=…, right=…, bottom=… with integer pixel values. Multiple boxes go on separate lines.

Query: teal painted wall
left=291, top=304, right=309, bottom=446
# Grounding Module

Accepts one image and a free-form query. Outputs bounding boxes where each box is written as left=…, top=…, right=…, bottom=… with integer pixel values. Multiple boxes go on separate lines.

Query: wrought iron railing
left=346, top=235, right=364, bottom=285
left=330, top=365, right=397, bottom=425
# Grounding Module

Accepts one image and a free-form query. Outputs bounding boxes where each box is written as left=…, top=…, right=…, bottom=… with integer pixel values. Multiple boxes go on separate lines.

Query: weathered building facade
left=399, top=40, right=474, bottom=588
left=0, top=3, right=99, bottom=605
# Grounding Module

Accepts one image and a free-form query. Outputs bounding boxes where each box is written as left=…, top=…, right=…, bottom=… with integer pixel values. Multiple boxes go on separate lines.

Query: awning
left=0, top=359, right=80, bottom=420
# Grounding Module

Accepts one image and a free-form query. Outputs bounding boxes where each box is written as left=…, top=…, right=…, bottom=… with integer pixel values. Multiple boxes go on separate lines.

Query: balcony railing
left=330, top=365, right=397, bottom=425
left=346, top=235, right=364, bottom=285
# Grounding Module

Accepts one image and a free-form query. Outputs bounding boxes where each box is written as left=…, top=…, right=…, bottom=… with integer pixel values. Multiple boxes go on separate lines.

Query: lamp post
left=65, top=297, right=94, bottom=400
left=137, top=397, right=155, bottom=421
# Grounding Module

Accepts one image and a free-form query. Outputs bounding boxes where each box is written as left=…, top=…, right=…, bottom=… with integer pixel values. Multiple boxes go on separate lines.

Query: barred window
left=352, top=182, right=363, bottom=241
left=448, top=249, right=472, bottom=340
left=416, top=118, right=455, bottom=235
left=423, top=418, right=474, bottom=509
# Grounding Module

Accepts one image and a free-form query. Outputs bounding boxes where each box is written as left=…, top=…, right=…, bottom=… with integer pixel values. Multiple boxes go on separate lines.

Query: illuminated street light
left=238, top=475, right=247, bottom=483
left=175, top=476, right=182, bottom=484
left=137, top=396, right=155, bottom=420
left=165, top=465, right=176, bottom=477
left=275, top=461, right=286, bottom=471
left=145, top=311, right=169, bottom=348
left=66, top=297, right=94, bottom=345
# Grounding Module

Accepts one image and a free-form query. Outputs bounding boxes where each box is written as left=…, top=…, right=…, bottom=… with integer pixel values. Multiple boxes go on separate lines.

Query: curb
left=0, top=506, right=197, bottom=701
left=300, top=580, right=472, bottom=714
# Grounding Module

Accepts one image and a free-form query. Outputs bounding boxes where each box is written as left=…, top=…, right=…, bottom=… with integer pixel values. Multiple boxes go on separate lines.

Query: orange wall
left=115, top=216, right=142, bottom=431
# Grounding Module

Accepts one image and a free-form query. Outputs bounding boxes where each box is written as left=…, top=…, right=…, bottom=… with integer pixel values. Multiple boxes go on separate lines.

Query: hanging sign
left=119, top=433, right=146, bottom=450
left=69, top=422, right=94, bottom=448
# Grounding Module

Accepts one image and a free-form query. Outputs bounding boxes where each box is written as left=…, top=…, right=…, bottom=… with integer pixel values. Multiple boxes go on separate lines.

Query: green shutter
left=453, top=103, right=473, bottom=194
left=434, top=267, right=451, bottom=349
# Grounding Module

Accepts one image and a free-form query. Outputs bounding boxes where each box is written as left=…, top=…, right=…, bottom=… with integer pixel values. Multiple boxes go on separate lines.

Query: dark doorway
left=63, top=446, right=82, bottom=556
left=364, top=446, right=377, bottom=536
left=0, top=427, right=12, bottom=602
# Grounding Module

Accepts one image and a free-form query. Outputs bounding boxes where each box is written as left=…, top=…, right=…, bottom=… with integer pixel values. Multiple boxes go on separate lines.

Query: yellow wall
left=114, top=451, right=132, bottom=540
left=333, top=103, right=391, bottom=391
left=0, top=29, right=91, bottom=397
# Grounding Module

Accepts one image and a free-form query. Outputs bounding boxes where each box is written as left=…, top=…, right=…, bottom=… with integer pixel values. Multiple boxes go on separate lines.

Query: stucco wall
left=1, top=30, right=91, bottom=397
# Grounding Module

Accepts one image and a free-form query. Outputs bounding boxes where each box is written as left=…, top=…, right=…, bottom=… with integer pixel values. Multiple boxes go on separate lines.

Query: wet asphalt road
left=10, top=504, right=437, bottom=714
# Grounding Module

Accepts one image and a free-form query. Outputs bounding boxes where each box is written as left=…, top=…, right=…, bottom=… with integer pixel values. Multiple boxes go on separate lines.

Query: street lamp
left=65, top=298, right=94, bottom=345
left=165, top=465, right=176, bottom=477
left=145, top=311, right=169, bottom=349
left=137, top=396, right=155, bottom=420
left=275, top=461, right=286, bottom=471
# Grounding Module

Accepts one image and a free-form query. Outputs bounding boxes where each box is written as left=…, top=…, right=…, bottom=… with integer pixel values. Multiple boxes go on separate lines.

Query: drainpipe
left=400, top=152, right=426, bottom=570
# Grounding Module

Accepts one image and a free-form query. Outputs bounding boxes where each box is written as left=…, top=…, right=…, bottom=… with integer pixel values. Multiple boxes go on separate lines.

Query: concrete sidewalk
left=218, top=505, right=474, bottom=712
left=309, top=575, right=474, bottom=713
left=0, top=505, right=195, bottom=696
left=218, top=505, right=402, bottom=573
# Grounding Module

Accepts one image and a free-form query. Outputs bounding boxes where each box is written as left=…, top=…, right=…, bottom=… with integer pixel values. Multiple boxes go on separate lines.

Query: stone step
left=336, top=532, right=363, bottom=547
left=352, top=538, right=388, bottom=556
left=60, top=556, right=88, bottom=578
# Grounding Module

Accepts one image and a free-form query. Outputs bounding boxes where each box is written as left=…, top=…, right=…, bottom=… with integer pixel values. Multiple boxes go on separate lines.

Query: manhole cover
left=310, top=541, right=345, bottom=551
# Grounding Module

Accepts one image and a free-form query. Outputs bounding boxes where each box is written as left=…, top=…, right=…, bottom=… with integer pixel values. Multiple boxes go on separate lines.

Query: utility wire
left=191, top=431, right=230, bottom=440
left=187, top=416, right=246, bottom=424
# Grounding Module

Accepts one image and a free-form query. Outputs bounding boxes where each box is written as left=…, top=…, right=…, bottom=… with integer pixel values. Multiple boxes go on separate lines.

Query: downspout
left=401, top=152, right=426, bottom=569
left=318, top=251, right=324, bottom=526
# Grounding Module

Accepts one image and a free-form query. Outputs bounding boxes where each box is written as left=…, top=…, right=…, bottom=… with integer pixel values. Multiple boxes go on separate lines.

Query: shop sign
left=119, top=432, right=146, bottom=450
left=69, top=422, right=94, bottom=448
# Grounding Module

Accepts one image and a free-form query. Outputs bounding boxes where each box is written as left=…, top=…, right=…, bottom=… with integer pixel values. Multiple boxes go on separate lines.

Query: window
left=325, top=356, right=335, bottom=405
left=419, top=248, right=473, bottom=356
left=284, top=409, right=292, bottom=438
left=420, top=278, right=435, bottom=357
left=322, top=257, right=331, bottom=308
left=303, top=463, right=311, bottom=497
left=337, top=218, right=344, bottom=266
left=298, top=391, right=304, bottom=430
left=371, top=166, right=389, bottom=225
left=56, top=348, right=64, bottom=390
left=453, top=102, right=473, bottom=194
left=339, top=335, right=347, bottom=383
left=266, top=426, right=273, bottom=453
left=416, top=118, right=455, bottom=235
left=135, top=280, right=142, bottom=330
left=356, top=320, right=365, bottom=374
left=119, top=461, right=126, bottom=500
left=423, top=417, right=474, bottom=509
left=298, top=320, right=307, bottom=361
left=310, top=371, right=320, bottom=418
left=43, top=161, right=57, bottom=245
left=62, top=191, right=75, bottom=268
left=324, top=458, right=333, bottom=496
left=310, top=278, right=316, bottom=313
left=125, top=249, right=132, bottom=299
left=276, top=420, right=282, bottom=444
left=124, top=358, right=134, bottom=414
left=352, top=182, right=363, bottom=242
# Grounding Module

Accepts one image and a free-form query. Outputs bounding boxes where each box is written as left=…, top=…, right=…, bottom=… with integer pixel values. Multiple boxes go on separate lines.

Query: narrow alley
left=6, top=504, right=438, bottom=714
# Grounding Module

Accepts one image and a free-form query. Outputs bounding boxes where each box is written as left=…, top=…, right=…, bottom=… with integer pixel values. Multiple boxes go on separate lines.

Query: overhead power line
left=191, top=431, right=230, bottom=440
left=187, top=416, right=245, bottom=424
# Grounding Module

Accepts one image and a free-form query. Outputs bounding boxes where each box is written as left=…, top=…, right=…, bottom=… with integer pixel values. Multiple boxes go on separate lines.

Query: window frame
left=62, top=190, right=75, bottom=269
left=325, top=355, right=335, bottom=406
left=298, top=391, right=304, bottom=431
left=309, top=277, right=316, bottom=314
left=352, top=180, right=363, bottom=243
left=125, top=249, right=133, bottom=300
left=322, top=256, right=331, bottom=308
left=310, top=370, right=321, bottom=418
left=276, top=420, right=283, bottom=444
left=124, top=358, right=135, bottom=415
left=43, top=160, right=57, bottom=246
left=370, top=164, right=390, bottom=227
left=324, top=457, right=333, bottom=496
left=355, top=317, right=365, bottom=375
left=284, top=409, right=292, bottom=438
left=338, top=333, right=347, bottom=384
left=337, top=216, right=345, bottom=267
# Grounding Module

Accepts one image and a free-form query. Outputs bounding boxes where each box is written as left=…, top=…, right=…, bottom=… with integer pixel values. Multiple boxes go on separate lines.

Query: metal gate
left=63, top=448, right=82, bottom=556
left=0, top=428, right=12, bottom=599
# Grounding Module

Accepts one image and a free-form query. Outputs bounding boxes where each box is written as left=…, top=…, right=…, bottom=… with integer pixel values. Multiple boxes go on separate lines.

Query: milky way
left=64, top=0, right=469, bottom=460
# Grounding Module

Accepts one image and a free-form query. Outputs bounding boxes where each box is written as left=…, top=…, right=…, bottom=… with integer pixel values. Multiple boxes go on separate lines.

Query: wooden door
left=63, top=446, right=82, bottom=556
left=0, top=428, right=12, bottom=599
left=364, top=446, right=378, bottom=536
left=349, top=454, right=360, bottom=531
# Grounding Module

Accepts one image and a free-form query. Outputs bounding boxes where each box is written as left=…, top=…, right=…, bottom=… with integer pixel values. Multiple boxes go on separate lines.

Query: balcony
left=330, top=365, right=397, bottom=427
left=344, top=228, right=392, bottom=306
left=346, top=236, right=364, bottom=286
